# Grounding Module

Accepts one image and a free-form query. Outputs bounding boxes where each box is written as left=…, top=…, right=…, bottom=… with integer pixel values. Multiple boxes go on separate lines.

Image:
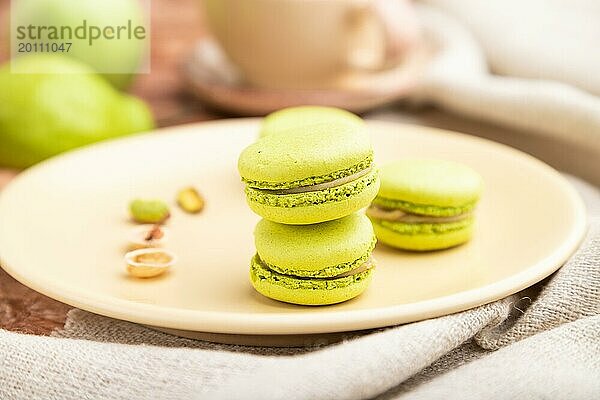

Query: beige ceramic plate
left=0, top=120, right=586, bottom=340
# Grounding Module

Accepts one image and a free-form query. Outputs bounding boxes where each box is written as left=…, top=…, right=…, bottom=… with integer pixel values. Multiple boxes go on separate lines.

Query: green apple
left=0, top=54, right=154, bottom=168
left=12, top=0, right=148, bottom=88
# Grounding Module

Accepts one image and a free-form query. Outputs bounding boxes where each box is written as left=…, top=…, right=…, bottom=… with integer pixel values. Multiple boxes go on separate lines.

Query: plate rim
left=0, top=119, right=588, bottom=335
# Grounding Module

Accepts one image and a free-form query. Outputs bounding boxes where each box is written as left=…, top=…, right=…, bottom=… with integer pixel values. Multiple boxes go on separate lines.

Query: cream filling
left=367, top=205, right=471, bottom=223
left=332, top=257, right=375, bottom=278
left=260, top=166, right=373, bottom=195
left=261, top=257, right=375, bottom=280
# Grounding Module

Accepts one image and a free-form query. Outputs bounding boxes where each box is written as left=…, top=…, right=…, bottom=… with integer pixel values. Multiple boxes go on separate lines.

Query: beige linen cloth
left=2, top=2, right=600, bottom=399
left=414, top=1, right=600, bottom=154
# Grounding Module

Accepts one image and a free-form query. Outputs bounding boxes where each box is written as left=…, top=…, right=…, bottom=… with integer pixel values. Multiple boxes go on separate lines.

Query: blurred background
left=0, top=0, right=212, bottom=128
left=0, top=0, right=599, bottom=188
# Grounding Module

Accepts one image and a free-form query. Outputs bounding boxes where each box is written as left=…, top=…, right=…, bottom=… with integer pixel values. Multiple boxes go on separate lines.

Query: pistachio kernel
left=177, top=187, right=205, bottom=214
left=129, top=199, right=170, bottom=224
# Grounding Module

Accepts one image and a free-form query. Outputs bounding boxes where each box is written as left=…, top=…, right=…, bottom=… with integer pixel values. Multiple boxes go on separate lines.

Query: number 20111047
left=17, top=42, right=72, bottom=53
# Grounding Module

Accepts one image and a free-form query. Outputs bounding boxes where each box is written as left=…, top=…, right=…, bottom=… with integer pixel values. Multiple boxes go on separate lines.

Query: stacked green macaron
left=251, top=214, right=376, bottom=305
left=239, top=122, right=380, bottom=225
left=239, top=106, right=379, bottom=305
left=367, top=159, right=483, bottom=251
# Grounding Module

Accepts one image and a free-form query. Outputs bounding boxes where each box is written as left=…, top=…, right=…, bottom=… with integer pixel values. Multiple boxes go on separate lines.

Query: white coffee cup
left=200, top=0, right=420, bottom=89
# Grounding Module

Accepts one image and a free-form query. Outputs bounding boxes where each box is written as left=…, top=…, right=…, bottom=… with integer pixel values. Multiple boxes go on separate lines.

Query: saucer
left=183, top=38, right=433, bottom=115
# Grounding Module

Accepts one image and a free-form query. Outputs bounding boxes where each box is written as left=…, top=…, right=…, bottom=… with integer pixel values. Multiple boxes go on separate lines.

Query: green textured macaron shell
left=239, top=123, right=373, bottom=189
left=259, top=106, right=364, bottom=138
left=371, top=197, right=476, bottom=217
left=244, top=157, right=373, bottom=191
left=255, top=213, right=375, bottom=277
left=250, top=256, right=373, bottom=305
left=371, top=218, right=474, bottom=251
left=372, top=215, right=474, bottom=235
left=377, top=159, right=483, bottom=212
left=247, top=171, right=380, bottom=224
left=245, top=168, right=378, bottom=208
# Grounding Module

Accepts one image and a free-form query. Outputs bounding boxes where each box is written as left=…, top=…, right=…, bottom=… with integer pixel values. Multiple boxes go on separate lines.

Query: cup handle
left=347, top=0, right=421, bottom=71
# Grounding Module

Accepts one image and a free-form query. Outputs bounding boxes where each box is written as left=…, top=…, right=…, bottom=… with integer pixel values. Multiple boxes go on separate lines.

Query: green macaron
left=250, top=213, right=376, bottom=305
left=367, top=159, right=483, bottom=251
left=259, top=106, right=364, bottom=138
left=238, top=123, right=380, bottom=225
